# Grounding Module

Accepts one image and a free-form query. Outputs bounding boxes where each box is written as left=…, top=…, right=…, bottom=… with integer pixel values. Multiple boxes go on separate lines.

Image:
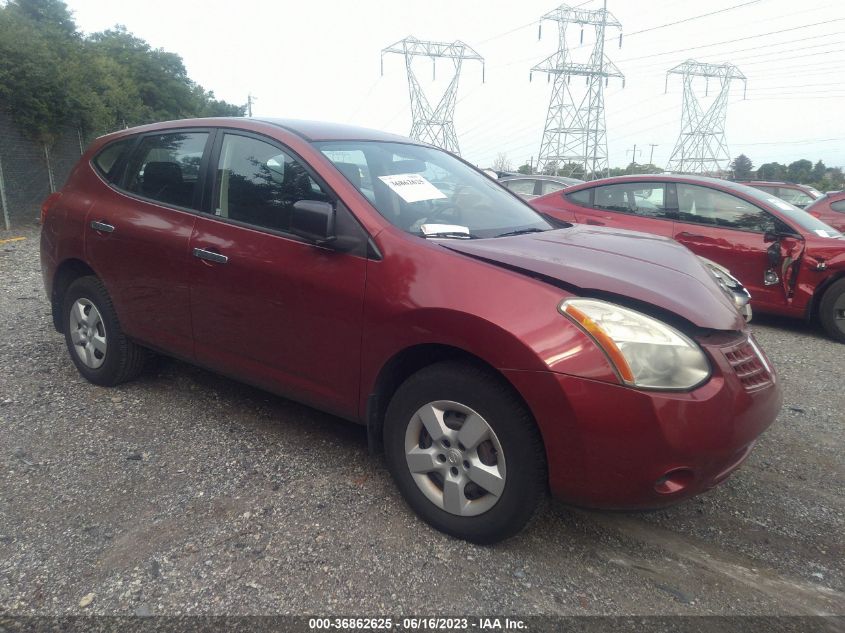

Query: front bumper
left=504, top=334, right=782, bottom=509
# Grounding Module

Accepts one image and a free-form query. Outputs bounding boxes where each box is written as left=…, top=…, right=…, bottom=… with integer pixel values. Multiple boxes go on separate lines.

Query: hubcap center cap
left=447, top=448, right=462, bottom=465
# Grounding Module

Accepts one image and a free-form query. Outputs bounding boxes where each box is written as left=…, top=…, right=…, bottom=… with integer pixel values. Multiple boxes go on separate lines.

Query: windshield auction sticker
left=378, top=173, right=447, bottom=203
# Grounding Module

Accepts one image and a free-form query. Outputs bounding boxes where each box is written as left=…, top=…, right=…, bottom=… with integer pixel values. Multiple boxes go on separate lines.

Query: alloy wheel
left=404, top=400, right=506, bottom=517
left=69, top=298, right=107, bottom=369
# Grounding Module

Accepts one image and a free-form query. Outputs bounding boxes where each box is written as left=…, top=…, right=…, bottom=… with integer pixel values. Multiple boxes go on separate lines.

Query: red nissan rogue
left=532, top=175, right=845, bottom=343
left=41, top=119, right=782, bottom=543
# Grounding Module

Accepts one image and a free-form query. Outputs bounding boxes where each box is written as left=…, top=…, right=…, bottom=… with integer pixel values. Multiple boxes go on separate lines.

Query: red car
left=41, top=119, right=781, bottom=543
left=532, top=174, right=845, bottom=343
left=738, top=181, right=822, bottom=209
left=806, top=190, right=845, bottom=233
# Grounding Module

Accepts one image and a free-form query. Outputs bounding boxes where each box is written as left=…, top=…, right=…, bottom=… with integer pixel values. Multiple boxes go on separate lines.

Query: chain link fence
left=0, top=110, right=105, bottom=231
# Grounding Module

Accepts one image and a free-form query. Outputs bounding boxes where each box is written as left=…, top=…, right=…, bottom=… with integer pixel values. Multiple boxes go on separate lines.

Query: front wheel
left=383, top=361, right=546, bottom=543
left=818, top=278, right=845, bottom=343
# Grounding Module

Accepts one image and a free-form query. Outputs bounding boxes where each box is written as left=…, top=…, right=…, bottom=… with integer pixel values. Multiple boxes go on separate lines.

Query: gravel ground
left=0, top=226, right=843, bottom=617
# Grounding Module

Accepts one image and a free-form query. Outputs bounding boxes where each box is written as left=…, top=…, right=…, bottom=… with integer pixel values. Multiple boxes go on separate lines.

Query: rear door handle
left=90, top=221, right=115, bottom=233
left=677, top=231, right=703, bottom=239
left=192, top=248, right=228, bottom=264
left=585, top=219, right=605, bottom=226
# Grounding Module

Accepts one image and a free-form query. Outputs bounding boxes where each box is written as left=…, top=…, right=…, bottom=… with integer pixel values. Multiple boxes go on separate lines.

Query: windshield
left=733, top=183, right=843, bottom=237
left=314, top=141, right=552, bottom=239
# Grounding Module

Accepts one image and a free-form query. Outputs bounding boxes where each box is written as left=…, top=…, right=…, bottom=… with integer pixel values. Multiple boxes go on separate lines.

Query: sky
left=63, top=0, right=845, bottom=171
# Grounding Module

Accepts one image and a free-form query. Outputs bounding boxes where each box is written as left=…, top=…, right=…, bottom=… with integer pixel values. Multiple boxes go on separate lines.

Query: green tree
left=0, top=1, right=244, bottom=141
left=787, top=159, right=813, bottom=183
left=757, top=162, right=786, bottom=181
left=517, top=163, right=533, bottom=175
left=730, top=154, right=754, bottom=179
left=811, top=160, right=826, bottom=183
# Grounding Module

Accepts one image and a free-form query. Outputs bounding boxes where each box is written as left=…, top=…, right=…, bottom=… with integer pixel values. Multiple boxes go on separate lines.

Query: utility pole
left=382, top=37, right=484, bottom=155
left=665, top=60, right=746, bottom=175
left=626, top=144, right=641, bottom=173
left=531, top=3, right=624, bottom=177
left=246, top=94, right=255, bottom=118
left=648, top=143, right=658, bottom=166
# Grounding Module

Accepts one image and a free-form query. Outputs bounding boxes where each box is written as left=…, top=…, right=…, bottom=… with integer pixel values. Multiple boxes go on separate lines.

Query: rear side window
left=93, top=139, right=131, bottom=183
left=212, top=133, right=331, bottom=233
left=123, top=132, right=209, bottom=208
left=566, top=189, right=592, bottom=206
left=593, top=183, right=669, bottom=219
left=831, top=200, right=845, bottom=213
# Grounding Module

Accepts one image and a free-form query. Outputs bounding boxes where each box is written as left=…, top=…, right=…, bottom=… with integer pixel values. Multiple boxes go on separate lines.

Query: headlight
left=559, top=298, right=711, bottom=390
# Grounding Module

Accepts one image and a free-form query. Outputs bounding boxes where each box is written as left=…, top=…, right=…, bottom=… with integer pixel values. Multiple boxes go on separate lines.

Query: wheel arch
left=365, top=343, right=542, bottom=458
left=50, top=258, right=98, bottom=332
left=806, top=270, right=845, bottom=323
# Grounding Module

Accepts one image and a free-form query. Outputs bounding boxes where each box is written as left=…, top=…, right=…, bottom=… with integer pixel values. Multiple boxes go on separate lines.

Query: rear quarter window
left=92, top=139, right=132, bottom=183
left=565, top=188, right=592, bottom=206
left=830, top=200, right=845, bottom=213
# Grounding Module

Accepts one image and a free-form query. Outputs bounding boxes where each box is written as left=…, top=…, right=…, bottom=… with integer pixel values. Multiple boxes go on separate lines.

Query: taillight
left=40, top=192, right=61, bottom=225
left=808, top=210, right=821, bottom=219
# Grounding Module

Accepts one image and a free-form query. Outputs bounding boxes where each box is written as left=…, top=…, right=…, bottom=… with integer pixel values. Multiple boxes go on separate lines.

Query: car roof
left=99, top=117, right=420, bottom=145
left=500, top=175, right=583, bottom=183
left=739, top=180, right=805, bottom=188
left=573, top=173, right=776, bottom=194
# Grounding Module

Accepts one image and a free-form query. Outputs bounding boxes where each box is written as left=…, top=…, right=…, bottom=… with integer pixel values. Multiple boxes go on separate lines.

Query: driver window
left=213, top=134, right=330, bottom=233
left=677, top=184, right=776, bottom=232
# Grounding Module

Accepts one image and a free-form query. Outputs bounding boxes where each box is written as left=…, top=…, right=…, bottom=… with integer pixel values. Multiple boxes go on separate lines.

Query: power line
left=617, top=17, right=845, bottom=64
left=623, top=0, right=764, bottom=39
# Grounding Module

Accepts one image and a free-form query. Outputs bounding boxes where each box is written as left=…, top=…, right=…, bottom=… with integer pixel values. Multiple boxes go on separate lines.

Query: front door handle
left=585, top=219, right=605, bottom=226
left=192, top=248, right=228, bottom=264
left=90, top=220, right=115, bottom=233
left=677, top=231, right=703, bottom=239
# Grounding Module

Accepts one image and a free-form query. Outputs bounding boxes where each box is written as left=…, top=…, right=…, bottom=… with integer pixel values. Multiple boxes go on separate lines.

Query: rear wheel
left=383, top=361, right=546, bottom=543
left=819, top=278, right=845, bottom=343
left=62, top=276, right=147, bottom=385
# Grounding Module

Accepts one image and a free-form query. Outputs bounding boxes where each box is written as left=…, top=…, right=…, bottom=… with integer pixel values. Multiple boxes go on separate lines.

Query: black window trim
left=200, top=128, right=374, bottom=256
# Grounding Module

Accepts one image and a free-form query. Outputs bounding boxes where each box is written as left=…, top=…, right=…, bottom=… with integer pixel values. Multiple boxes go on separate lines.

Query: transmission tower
left=665, top=60, right=747, bottom=175
left=381, top=36, right=484, bottom=155
left=531, top=2, right=623, bottom=177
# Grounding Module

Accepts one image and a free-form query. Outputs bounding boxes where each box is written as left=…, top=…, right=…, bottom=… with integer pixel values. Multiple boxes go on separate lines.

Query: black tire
left=61, top=276, right=147, bottom=386
left=819, top=278, right=845, bottom=343
left=383, top=361, right=546, bottom=544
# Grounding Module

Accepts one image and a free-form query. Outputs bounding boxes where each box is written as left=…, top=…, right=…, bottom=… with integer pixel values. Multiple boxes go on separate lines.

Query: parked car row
left=42, top=119, right=802, bottom=543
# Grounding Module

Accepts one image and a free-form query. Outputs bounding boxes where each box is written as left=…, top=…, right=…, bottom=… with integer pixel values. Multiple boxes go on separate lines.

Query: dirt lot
left=0, top=226, right=843, bottom=618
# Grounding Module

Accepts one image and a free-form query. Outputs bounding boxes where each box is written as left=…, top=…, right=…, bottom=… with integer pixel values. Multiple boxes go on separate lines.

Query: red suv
left=738, top=181, right=822, bottom=209
left=41, top=119, right=781, bottom=543
left=532, top=175, right=845, bottom=342
left=806, top=191, right=845, bottom=233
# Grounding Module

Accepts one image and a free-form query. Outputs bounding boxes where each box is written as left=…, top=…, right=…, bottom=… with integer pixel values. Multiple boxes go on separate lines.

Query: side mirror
left=763, top=230, right=780, bottom=244
left=291, top=200, right=335, bottom=245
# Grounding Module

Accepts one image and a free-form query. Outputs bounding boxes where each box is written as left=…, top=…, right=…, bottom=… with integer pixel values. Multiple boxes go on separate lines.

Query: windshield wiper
left=421, top=231, right=480, bottom=240
left=495, top=228, right=547, bottom=238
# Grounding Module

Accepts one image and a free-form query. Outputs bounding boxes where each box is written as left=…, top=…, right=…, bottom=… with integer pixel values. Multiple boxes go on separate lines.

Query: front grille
left=722, top=339, right=773, bottom=392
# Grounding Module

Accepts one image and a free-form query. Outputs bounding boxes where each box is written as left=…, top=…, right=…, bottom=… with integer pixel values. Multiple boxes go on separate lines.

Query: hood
left=443, top=225, right=745, bottom=331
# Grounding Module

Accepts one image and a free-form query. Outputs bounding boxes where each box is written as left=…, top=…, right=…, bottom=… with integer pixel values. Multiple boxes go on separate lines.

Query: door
left=672, top=183, right=804, bottom=311
left=188, top=132, right=368, bottom=418
left=85, top=130, right=210, bottom=358
left=573, top=182, right=676, bottom=237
